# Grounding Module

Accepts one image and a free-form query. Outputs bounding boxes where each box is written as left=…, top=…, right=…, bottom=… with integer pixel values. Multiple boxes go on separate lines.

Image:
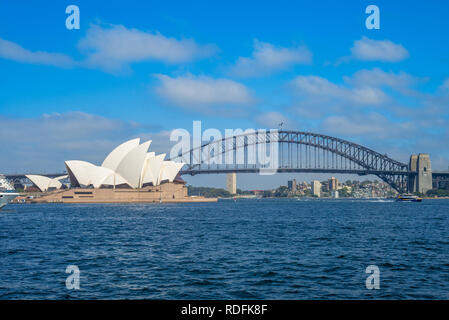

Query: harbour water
left=1, top=198, right=449, bottom=299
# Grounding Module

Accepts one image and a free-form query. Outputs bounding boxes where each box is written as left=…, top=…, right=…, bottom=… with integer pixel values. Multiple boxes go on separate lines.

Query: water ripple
left=1, top=199, right=449, bottom=299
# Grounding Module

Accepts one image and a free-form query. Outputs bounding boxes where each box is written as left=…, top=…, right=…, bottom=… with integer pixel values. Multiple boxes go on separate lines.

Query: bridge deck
left=180, top=168, right=414, bottom=176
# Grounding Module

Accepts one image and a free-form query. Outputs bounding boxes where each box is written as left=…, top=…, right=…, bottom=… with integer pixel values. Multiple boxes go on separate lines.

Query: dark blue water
left=1, top=199, right=449, bottom=299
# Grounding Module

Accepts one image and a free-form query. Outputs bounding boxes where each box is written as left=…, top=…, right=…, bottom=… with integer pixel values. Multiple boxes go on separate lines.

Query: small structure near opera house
left=31, top=138, right=216, bottom=203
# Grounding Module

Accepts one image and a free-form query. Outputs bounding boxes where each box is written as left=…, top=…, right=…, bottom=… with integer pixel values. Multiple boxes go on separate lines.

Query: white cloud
left=0, top=38, right=75, bottom=68
left=440, top=78, right=449, bottom=91
left=229, top=40, right=312, bottom=77
left=0, top=112, right=159, bottom=173
left=346, top=68, right=421, bottom=90
left=322, top=115, right=380, bottom=136
left=319, top=112, right=449, bottom=167
left=288, top=74, right=449, bottom=168
left=155, top=74, right=254, bottom=112
left=350, top=36, right=409, bottom=62
left=0, top=24, right=217, bottom=73
left=255, top=111, right=297, bottom=129
left=291, top=75, right=388, bottom=105
left=321, top=113, right=412, bottom=137
left=291, top=75, right=341, bottom=96
left=78, top=24, right=218, bottom=73
left=138, top=130, right=173, bottom=155
left=350, top=87, right=388, bottom=105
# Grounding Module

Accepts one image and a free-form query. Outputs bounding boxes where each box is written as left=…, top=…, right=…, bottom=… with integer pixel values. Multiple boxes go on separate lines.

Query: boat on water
left=396, top=194, right=422, bottom=202
left=0, top=175, right=19, bottom=209
left=0, top=192, right=19, bottom=209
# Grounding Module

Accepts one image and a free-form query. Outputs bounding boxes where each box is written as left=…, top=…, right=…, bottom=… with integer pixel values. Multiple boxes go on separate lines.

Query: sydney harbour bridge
left=6, top=130, right=449, bottom=194
left=168, top=130, right=437, bottom=194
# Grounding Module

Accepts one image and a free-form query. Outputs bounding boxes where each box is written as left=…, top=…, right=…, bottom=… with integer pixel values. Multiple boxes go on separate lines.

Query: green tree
left=187, top=186, right=232, bottom=198
left=339, top=188, right=352, bottom=198
left=273, top=186, right=289, bottom=197
left=426, top=189, right=449, bottom=197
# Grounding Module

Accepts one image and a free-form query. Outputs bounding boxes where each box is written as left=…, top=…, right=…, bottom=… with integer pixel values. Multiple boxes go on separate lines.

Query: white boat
left=0, top=174, right=19, bottom=209
left=0, top=192, right=19, bottom=209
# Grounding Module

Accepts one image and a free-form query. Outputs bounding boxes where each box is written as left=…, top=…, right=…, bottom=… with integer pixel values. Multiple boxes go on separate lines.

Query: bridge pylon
left=408, top=154, right=432, bottom=194
left=226, top=173, right=237, bottom=195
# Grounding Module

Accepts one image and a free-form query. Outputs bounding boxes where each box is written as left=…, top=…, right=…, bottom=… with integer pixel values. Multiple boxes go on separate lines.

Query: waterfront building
left=30, top=139, right=214, bottom=203
left=251, top=190, right=264, bottom=197
left=64, top=138, right=185, bottom=189
left=287, top=179, right=297, bottom=191
left=329, top=177, right=338, bottom=191
left=312, top=180, right=321, bottom=197
left=226, top=173, right=237, bottom=194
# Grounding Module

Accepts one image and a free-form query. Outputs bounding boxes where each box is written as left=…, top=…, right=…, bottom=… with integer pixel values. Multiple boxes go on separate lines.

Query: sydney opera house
left=30, top=139, right=214, bottom=203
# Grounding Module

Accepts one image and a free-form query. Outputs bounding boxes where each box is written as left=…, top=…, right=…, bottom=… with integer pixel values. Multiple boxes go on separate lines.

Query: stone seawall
left=30, top=183, right=217, bottom=203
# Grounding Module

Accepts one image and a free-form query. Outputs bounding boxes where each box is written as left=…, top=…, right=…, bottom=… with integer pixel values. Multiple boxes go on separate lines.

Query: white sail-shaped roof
left=65, top=160, right=97, bottom=187
left=62, top=139, right=183, bottom=189
left=101, top=138, right=140, bottom=171
left=140, top=152, right=156, bottom=187
left=159, top=161, right=185, bottom=183
left=142, top=153, right=165, bottom=186
left=82, top=166, right=130, bottom=188
left=26, top=174, right=68, bottom=192
left=66, top=160, right=130, bottom=188
left=99, top=171, right=130, bottom=187
left=115, top=140, right=152, bottom=188
left=26, top=175, right=53, bottom=191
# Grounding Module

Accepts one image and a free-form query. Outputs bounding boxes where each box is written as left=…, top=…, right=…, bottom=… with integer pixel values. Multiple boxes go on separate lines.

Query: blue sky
left=1, top=0, right=449, bottom=189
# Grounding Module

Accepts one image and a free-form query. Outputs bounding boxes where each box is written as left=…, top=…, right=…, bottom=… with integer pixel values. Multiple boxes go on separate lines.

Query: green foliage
left=187, top=186, right=232, bottom=198
left=338, top=188, right=352, bottom=197
left=426, top=189, right=449, bottom=197
left=303, top=189, right=312, bottom=197
left=273, top=186, right=289, bottom=197
left=236, top=188, right=252, bottom=195
left=262, top=190, right=273, bottom=198
left=361, top=180, right=372, bottom=186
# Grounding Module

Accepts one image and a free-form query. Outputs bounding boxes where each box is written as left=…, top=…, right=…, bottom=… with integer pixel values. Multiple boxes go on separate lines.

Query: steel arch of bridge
left=169, top=130, right=411, bottom=193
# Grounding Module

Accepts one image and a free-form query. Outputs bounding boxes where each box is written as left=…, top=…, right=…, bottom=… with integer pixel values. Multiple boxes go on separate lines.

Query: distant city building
left=287, top=179, right=297, bottom=191
left=329, top=177, right=338, bottom=191
left=312, top=180, right=321, bottom=197
left=251, top=190, right=264, bottom=197
left=226, top=173, right=237, bottom=194
left=269, top=179, right=398, bottom=199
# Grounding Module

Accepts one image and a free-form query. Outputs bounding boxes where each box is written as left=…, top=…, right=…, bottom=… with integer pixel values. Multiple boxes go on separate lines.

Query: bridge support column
left=408, top=155, right=417, bottom=192
left=409, top=154, right=432, bottom=194
left=226, top=173, right=237, bottom=195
